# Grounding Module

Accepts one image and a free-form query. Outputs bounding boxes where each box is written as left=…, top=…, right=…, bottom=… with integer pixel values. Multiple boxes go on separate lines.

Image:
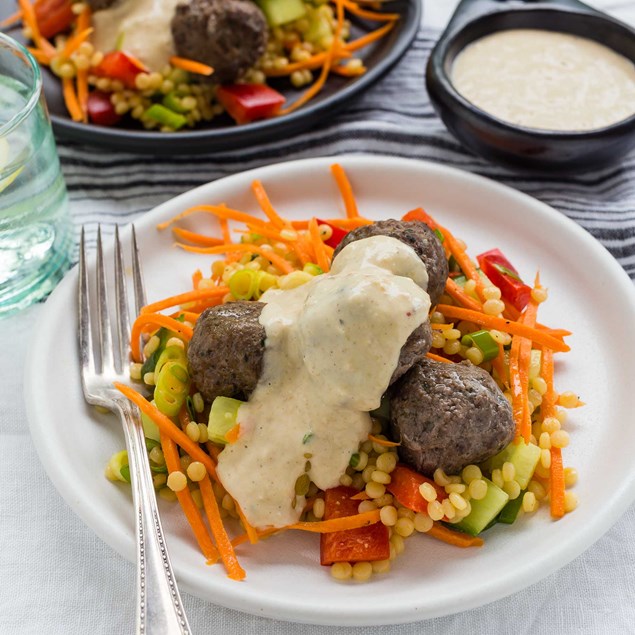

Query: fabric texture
left=2, top=1, right=635, bottom=633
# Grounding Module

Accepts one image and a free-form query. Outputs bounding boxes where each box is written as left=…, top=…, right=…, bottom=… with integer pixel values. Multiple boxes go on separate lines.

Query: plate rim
left=24, top=154, right=635, bottom=625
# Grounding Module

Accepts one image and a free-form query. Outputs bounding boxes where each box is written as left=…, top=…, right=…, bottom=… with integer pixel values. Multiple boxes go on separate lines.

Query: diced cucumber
left=208, top=396, right=244, bottom=444
left=454, top=478, right=509, bottom=536
left=256, top=0, right=306, bottom=26
left=488, top=440, right=541, bottom=489
left=498, top=491, right=525, bottom=524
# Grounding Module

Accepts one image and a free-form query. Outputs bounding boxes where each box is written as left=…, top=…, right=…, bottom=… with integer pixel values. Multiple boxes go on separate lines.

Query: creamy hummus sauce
left=215, top=236, right=431, bottom=528
left=92, top=0, right=186, bottom=71
left=451, top=29, right=635, bottom=131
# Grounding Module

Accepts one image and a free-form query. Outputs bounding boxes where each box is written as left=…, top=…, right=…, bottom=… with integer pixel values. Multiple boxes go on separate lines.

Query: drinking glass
left=0, top=32, right=72, bottom=317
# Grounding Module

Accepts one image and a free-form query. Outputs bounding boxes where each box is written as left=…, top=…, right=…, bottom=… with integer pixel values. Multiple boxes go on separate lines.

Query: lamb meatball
left=389, top=359, right=514, bottom=476
left=188, top=301, right=266, bottom=401
left=171, top=0, right=268, bottom=84
left=390, top=321, right=432, bottom=385
left=332, top=220, right=449, bottom=306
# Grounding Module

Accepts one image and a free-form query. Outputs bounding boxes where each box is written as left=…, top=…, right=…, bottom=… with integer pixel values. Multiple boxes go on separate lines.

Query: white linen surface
left=2, top=1, right=635, bottom=633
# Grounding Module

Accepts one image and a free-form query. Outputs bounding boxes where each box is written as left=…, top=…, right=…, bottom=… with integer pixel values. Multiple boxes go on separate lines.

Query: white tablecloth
left=3, top=2, right=635, bottom=633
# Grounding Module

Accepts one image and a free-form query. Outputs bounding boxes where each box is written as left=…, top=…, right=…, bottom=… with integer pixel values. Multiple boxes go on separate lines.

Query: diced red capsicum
left=216, top=84, right=286, bottom=125
left=35, top=0, right=74, bottom=38
left=386, top=464, right=447, bottom=514
left=476, top=248, right=532, bottom=311
left=315, top=218, right=349, bottom=249
left=320, top=486, right=390, bottom=565
left=94, top=51, right=148, bottom=89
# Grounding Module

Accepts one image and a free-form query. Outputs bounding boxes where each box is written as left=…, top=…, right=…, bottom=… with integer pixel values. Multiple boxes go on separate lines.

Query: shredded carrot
left=540, top=347, right=557, bottom=417
left=430, top=322, right=454, bottom=330
left=62, top=77, right=83, bottom=122
left=169, top=55, right=214, bottom=76
left=330, top=163, right=359, bottom=218
left=157, top=204, right=267, bottom=231
left=171, top=227, right=223, bottom=247
left=518, top=291, right=539, bottom=442
left=331, top=63, right=366, bottom=77
left=368, top=434, right=400, bottom=447
left=76, top=70, right=89, bottom=122
left=440, top=227, right=487, bottom=303
left=27, top=47, right=52, bottom=64
left=206, top=441, right=221, bottom=462
left=219, top=216, right=231, bottom=244
left=308, top=217, right=330, bottom=273
left=235, top=504, right=259, bottom=545
left=17, top=0, right=55, bottom=59
left=491, top=343, right=508, bottom=389
left=290, top=217, right=372, bottom=230
left=508, top=326, right=524, bottom=440
left=550, top=447, right=566, bottom=519
left=191, top=269, right=203, bottom=289
left=161, top=433, right=218, bottom=561
left=341, top=0, right=400, bottom=21
left=76, top=4, right=91, bottom=30
left=426, top=523, right=484, bottom=548
left=426, top=352, right=454, bottom=364
left=225, top=424, right=241, bottom=444
left=232, top=527, right=280, bottom=547
left=350, top=491, right=370, bottom=500
left=435, top=305, right=569, bottom=352
left=62, top=27, right=93, bottom=59
left=141, top=287, right=228, bottom=315
left=175, top=242, right=295, bottom=275
left=251, top=180, right=286, bottom=228
left=199, top=476, right=246, bottom=580
left=345, top=20, right=396, bottom=53
left=264, top=48, right=352, bottom=77
left=130, top=314, right=193, bottom=361
left=444, top=278, right=482, bottom=311
left=0, top=10, right=22, bottom=28
left=115, top=383, right=219, bottom=481
left=286, top=509, right=381, bottom=533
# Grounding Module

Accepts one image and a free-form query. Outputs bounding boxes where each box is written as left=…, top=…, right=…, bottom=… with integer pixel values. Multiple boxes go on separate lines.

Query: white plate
left=25, top=155, right=635, bottom=625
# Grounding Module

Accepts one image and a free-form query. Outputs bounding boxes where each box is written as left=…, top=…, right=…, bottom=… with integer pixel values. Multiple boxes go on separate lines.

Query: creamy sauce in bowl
left=215, top=236, right=431, bottom=528
left=92, top=0, right=185, bottom=71
left=451, top=29, right=635, bottom=132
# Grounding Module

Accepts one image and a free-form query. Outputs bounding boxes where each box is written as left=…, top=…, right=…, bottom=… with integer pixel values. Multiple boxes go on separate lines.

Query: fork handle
left=118, top=399, right=192, bottom=635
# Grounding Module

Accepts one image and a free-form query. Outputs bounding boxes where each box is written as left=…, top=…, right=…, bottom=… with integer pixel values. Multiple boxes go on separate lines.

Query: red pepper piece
left=386, top=464, right=447, bottom=513
left=315, top=218, right=348, bottom=249
left=86, top=91, right=122, bottom=127
left=35, top=0, right=74, bottom=38
left=320, top=486, right=390, bottom=565
left=476, top=248, right=532, bottom=311
left=94, top=51, right=148, bottom=89
left=216, top=84, right=285, bottom=125
left=401, top=207, right=438, bottom=229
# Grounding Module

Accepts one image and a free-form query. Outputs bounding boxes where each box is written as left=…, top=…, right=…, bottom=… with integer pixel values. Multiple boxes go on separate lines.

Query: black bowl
left=425, top=0, right=635, bottom=171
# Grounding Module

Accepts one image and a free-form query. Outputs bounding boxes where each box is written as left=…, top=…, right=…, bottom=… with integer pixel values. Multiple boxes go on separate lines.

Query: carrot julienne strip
left=426, top=523, right=484, bottom=547
left=286, top=509, right=381, bottom=532
left=157, top=205, right=267, bottom=231
left=27, top=47, right=52, bottom=64
left=169, top=55, right=214, bottom=76
left=444, top=278, right=482, bottom=311
left=0, top=10, right=22, bottom=28
left=175, top=242, right=295, bottom=275
left=235, top=503, right=260, bottom=545
left=18, top=0, right=55, bottom=59
left=368, top=434, right=400, bottom=447
left=141, top=287, right=229, bottom=315
left=331, top=63, right=366, bottom=77
left=426, top=352, right=454, bottom=364
left=62, top=77, right=83, bottom=122
left=308, top=217, right=331, bottom=273
left=62, top=27, right=93, bottom=59
left=345, top=20, right=395, bottom=53
left=161, top=433, right=218, bottom=561
left=435, top=305, right=569, bottom=352
left=430, top=323, right=453, bottom=330
left=199, top=475, right=246, bottom=580
left=130, top=314, right=193, bottom=361
left=172, top=227, right=223, bottom=247
left=341, top=0, right=400, bottom=21
left=251, top=180, right=286, bottom=228
left=330, top=163, right=359, bottom=218
left=115, top=383, right=218, bottom=481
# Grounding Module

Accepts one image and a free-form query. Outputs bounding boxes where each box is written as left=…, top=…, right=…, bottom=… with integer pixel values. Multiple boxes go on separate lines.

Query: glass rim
left=0, top=32, right=43, bottom=138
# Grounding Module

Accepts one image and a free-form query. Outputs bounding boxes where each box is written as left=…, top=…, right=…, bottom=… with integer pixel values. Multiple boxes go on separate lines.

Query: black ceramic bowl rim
left=431, top=5, right=635, bottom=142
left=48, top=0, right=421, bottom=153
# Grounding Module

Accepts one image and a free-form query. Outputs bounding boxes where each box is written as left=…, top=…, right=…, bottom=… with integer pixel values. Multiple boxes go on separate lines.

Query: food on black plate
left=171, top=0, right=269, bottom=84
left=389, top=358, right=515, bottom=476
left=332, top=219, right=449, bottom=306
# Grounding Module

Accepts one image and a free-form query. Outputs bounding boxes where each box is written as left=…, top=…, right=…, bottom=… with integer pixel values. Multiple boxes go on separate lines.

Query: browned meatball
left=171, top=0, right=268, bottom=84
left=390, top=321, right=432, bottom=385
left=332, top=219, right=449, bottom=306
left=389, top=359, right=514, bottom=476
left=188, top=301, right=266, bottom=401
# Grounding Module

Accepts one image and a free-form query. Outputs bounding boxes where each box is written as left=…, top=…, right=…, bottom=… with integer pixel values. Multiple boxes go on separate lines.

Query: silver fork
left=79, top=224, right=192, bottom=635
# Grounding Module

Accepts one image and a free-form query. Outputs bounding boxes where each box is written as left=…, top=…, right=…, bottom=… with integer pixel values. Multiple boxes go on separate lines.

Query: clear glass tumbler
left=0, top=32, right=72, bottom=317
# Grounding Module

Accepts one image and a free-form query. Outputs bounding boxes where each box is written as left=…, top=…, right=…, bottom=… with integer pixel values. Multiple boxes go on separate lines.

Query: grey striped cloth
left=60, top=27, right=635, bottom=280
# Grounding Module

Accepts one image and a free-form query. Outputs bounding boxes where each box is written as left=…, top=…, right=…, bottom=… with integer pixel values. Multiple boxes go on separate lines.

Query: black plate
left=1, top=1, right=420, bottom=153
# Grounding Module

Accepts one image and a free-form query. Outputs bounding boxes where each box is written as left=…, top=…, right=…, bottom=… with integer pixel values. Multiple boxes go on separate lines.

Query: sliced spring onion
left=229, top=268, right=259, bottom=300
left=144, top=104, right=187, bottom=130
left=461, top=329, right=499, bottom=362
left=162, top=92, right=188, bottom=114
